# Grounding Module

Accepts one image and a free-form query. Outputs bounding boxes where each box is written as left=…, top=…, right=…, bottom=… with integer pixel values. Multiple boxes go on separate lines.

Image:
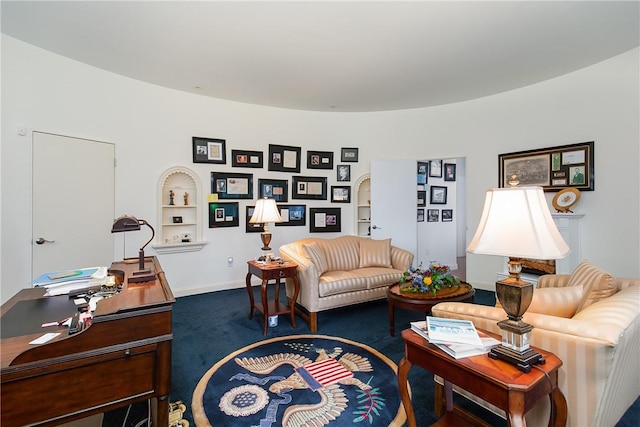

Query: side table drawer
left=263, top=266, right=297, bottom=280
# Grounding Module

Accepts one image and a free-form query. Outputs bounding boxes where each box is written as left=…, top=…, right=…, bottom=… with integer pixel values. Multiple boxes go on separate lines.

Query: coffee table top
left=387, top=282, right=474, bottom=303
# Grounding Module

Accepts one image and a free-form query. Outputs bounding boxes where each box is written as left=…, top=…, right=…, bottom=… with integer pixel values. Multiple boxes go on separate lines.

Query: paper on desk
left=30, top=332, right=61, bottom=345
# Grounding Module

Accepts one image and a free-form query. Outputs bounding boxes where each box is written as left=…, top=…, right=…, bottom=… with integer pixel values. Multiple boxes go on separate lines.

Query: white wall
left=2, top=36, right=638, bottom=302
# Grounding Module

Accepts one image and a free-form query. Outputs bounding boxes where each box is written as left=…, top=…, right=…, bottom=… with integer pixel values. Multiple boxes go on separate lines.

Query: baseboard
left=171, top=280, right=246, bottom=297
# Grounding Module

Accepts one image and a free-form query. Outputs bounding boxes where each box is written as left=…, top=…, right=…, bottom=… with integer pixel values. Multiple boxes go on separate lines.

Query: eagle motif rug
left=192, top=335, right=407, bottom=426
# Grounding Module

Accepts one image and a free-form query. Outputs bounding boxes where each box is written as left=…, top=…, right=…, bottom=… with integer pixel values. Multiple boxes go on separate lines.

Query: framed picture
left=417, top=208, right=425, bottom=222
left=307, top=150, right=334, bottom=170
left=211, top=172, right=254, bottom=199
left=208, top=202, right=239, bottom=228
left=232, top=149, right=263, bottom=168
left=331, top=186, right=351, bottom=203
left=268, top=144, right=301, bottom=173
left=430, top=186, right=448, bottom=204
left=310, top=207, right=341, bottom=233
left=292, top=176, right=327, bottom=200
left=429, top=160, right=443, bottom=177
left=417, top=190, right=427, bottom=207
left=417, top=161, right=428, bottom=184
left=245, top=206, right=265, bottom=233
left=444, top=163, right=456, bottom=181
left=172, top=216, right=183, bottom=224
left=341, top=147, right=359, bottom=162
left=499, top=141, right=594, bottom=191
left=258, top=178, right=288, bottom=202
left=192, top=137, right=226, bottom=164
left=337, top=165, right=351, bottom=182
left=442, top=209, right=453, bottom=222
left=275, top=204, right=306, bottom=227
left=427, top=209, right=440, bottom=222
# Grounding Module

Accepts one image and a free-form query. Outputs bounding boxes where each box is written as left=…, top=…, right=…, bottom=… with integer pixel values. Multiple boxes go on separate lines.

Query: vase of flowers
left=399, top=262, right=460, bottom=296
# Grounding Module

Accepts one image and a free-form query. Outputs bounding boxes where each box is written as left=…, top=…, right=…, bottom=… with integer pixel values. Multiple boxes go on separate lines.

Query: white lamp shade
left=467, top=187, right=570, bottom=259
left=249, top=197, right=283, bottom=224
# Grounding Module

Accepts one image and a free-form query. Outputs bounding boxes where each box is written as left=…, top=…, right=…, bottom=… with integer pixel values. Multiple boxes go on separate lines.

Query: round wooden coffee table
left=386, top=282, right=475, bottom=336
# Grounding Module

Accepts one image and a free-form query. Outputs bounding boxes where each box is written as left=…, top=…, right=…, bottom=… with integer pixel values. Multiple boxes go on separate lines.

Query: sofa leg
left=308, top=312, right=318, bottom=333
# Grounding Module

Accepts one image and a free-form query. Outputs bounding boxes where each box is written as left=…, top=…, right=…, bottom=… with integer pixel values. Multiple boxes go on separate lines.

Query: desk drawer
left=1, top=344, right=160, bottom=427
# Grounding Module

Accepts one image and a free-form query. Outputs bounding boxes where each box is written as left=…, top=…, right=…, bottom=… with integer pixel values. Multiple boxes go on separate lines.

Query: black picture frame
left=417, top=190, right=427, bottom=207
left=337, top=165, right=351, bottom=182
left=231, top=149, right=263, bottom=168
left=417, top=161, right=428, bottom=185
left=429, top=160, right=443, bottom=177
left=211, top=172, right=254, bottom=199
left=444, top=163, right=456, bottom=181
left=331, top=186, right=351, bottom=203
left=498, top=141, right=594, bottom=191
left=417, top=209, right=425, bottom=222
left=172, top=216, right=183, bottom=224
left=427, top=209, right=440, bottom=222
left=275, top=204, right=306, bottom=227
left=292, top=176, right=327, bottom=200
left=307, top=150, right=334, bottom=170
left=192, top=137, right=226, bottom=164
left=341, top=147, right=359, bottom=162
left=208, top=202, right=239, bottom=228
left=245, top=206, right=265, bottom=233
left=430, top=186, right=448, bottom=204
left=310, top=207, right=341, bottom=233
left=268, top=144, right=301, bottom=173
left=442, top=209, right=453, bottom=222
left=258, top=179, right=288, bottom=202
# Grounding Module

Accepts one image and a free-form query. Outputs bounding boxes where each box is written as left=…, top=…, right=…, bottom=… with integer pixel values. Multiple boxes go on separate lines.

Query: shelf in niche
left=152, top=241, right=208, bottom=254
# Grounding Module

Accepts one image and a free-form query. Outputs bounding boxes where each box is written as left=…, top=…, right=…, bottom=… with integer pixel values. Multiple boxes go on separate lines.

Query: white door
left=32, top=132, right=115, bottom=279
left=370, top=159, right=417, bottom=257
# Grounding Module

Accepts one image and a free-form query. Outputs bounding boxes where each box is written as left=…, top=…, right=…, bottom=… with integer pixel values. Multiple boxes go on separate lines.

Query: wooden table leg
left=388, top=300, right=395, bottom=336
left=550, top=388, right=568, bottom=427
left=260, top=279, right=269, bottom=335
left=506, top=393, right=527, bottom=427
left=245, top=272, right=255, bottom=319
left=397, top=356, right=416, bottom=427
left=290, top=276, right=300, bottom=328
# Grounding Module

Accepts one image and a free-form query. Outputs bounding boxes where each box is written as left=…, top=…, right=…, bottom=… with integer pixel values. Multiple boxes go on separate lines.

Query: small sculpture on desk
left=169, top=190, right=175, bottom=205
left=183, top=192, right=189, bottom=206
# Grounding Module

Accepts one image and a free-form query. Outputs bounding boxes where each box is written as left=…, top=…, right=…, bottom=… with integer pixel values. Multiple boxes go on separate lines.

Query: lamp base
left=489, top=344, right=545, bottom=373
left=128, top=264, right=156, bottom=283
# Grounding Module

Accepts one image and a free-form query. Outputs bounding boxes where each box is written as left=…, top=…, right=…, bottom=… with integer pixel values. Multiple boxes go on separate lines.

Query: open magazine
left=411, top=317, right=501, bottom=359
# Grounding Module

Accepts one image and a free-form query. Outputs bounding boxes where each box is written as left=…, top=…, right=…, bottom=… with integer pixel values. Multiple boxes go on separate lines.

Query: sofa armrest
left=279, top=244, right=321, bottom=312
left=391, top=246, right=414, bottom=271
left=537, top=273, right=571, bottom=288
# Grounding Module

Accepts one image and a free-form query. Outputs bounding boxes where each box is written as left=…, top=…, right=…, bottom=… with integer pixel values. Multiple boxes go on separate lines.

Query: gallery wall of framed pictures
left=417, top=158, right=457, bottom=226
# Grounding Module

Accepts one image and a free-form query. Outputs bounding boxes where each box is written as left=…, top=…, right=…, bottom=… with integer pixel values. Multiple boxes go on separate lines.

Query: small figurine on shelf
left=169, top=190, right=175, bottom=205
left=183, top=192, right=189, bottom=206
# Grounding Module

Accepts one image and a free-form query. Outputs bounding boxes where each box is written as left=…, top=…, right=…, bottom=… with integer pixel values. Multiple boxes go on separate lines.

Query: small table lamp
left=249, top=197, right=283, bottom=253
left=111, top=215, right=156, bottom=283
left=467, top=185, right=569, bottom=372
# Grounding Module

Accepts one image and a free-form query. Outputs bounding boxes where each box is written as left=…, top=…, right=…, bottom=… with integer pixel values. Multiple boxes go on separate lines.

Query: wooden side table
left=398, top=329, right=567, bottom=427
left=245, top=260, right=300, bottom=335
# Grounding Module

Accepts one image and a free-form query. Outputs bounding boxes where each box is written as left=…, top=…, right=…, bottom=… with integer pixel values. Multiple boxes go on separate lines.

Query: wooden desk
left=398, top=329, right=567, bottom=427
left=1, top=257, right=174, bottom=427
left=245, top=260, right=300, bottom=335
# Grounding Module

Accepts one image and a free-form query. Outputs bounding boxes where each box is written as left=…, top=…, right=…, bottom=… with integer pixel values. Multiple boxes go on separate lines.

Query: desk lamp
left=111, top=215, right=156, bottom=283
left=249, top=197, right=283, bottom=253
left=466, top=184, right=569, bottom=372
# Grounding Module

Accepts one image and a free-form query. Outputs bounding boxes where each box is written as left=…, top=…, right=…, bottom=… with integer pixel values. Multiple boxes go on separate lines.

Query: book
left=426, top=316, right=483, bottom=346
left=32, top=267, right=104, bottom=287
left=410, top=319, right=501, bottom=359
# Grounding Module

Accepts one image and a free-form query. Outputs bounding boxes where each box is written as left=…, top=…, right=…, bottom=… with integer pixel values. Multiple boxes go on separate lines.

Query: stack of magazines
left=410, top=316, right=500, bottom=359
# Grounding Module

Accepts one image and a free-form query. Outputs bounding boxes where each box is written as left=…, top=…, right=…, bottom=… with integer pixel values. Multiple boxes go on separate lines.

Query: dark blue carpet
left=104, top=286, right=639, bottom=426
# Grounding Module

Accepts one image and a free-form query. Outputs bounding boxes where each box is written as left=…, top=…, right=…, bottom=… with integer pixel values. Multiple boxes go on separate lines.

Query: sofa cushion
left=569, top=261, right=617, bottom=312
left=529, top=285, right=584, bottom=318
left=358, top=238, right=393, bottom=268
left=316, top=236, right=360, bottom=271
left=318, top=271, right=368, bottom=297
left=303, top=242, right=328, bottom=276
left=353, top=267, right=404, bottom=289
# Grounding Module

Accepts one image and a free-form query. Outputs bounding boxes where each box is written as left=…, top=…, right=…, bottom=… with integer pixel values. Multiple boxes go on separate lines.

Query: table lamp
left=111, top=214, right=156, bottom=283
left=466, top=184, right=569, bottom=372
left=249, top=197, right=283, bottom=253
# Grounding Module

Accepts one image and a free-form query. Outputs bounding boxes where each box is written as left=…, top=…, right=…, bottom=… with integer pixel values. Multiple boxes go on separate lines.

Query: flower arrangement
left=399, top=262, right=460, bottom=295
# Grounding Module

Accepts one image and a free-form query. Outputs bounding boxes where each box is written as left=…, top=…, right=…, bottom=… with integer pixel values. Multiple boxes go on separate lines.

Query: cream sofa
left=431, top=261, right=640, bottom=427
left=279, top=236, right=414, bottom=332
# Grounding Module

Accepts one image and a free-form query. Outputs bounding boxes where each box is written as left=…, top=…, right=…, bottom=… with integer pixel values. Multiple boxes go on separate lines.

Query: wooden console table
left=398, top=329, right=567, bottom=427
left=1, top=256, right=174, bottom=427
left=245, top=260, right=300, bottom=335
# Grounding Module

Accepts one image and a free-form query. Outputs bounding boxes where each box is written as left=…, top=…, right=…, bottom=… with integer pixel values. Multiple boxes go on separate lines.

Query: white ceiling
left=2, top=1, right=639, bottom=112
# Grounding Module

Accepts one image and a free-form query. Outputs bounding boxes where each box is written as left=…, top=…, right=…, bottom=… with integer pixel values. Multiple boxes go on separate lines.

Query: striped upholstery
left=432, top=272, right=640, bottom=427
left=497, top=285, right=584, bottom=318
left=279, top=236, right=414, bottom=331
left=568, top=260, right=617, bottom=311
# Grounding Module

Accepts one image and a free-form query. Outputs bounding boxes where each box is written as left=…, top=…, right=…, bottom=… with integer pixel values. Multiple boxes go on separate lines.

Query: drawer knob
left=124, top=349, right=131, bottom=356
left=279, top=271, right=285, bottom=277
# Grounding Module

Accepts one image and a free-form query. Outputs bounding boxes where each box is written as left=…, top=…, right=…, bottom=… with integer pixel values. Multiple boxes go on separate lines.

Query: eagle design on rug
left=233, top=346, right=373, bottom=426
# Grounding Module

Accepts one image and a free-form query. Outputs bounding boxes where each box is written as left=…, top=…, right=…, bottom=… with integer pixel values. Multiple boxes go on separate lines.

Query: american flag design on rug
left=296, top=358, right=354, bottom=391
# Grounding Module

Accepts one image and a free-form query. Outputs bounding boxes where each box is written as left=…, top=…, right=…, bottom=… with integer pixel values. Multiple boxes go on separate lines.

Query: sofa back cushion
left=359, top=238, right=393, bottom=268
left=316, top=236, right=360, bottom=271
left=303, top=242, right=329, bottom=276
left=495, top=285, right=584, bottom=318
left=569, top=261, right=617, bottom=312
